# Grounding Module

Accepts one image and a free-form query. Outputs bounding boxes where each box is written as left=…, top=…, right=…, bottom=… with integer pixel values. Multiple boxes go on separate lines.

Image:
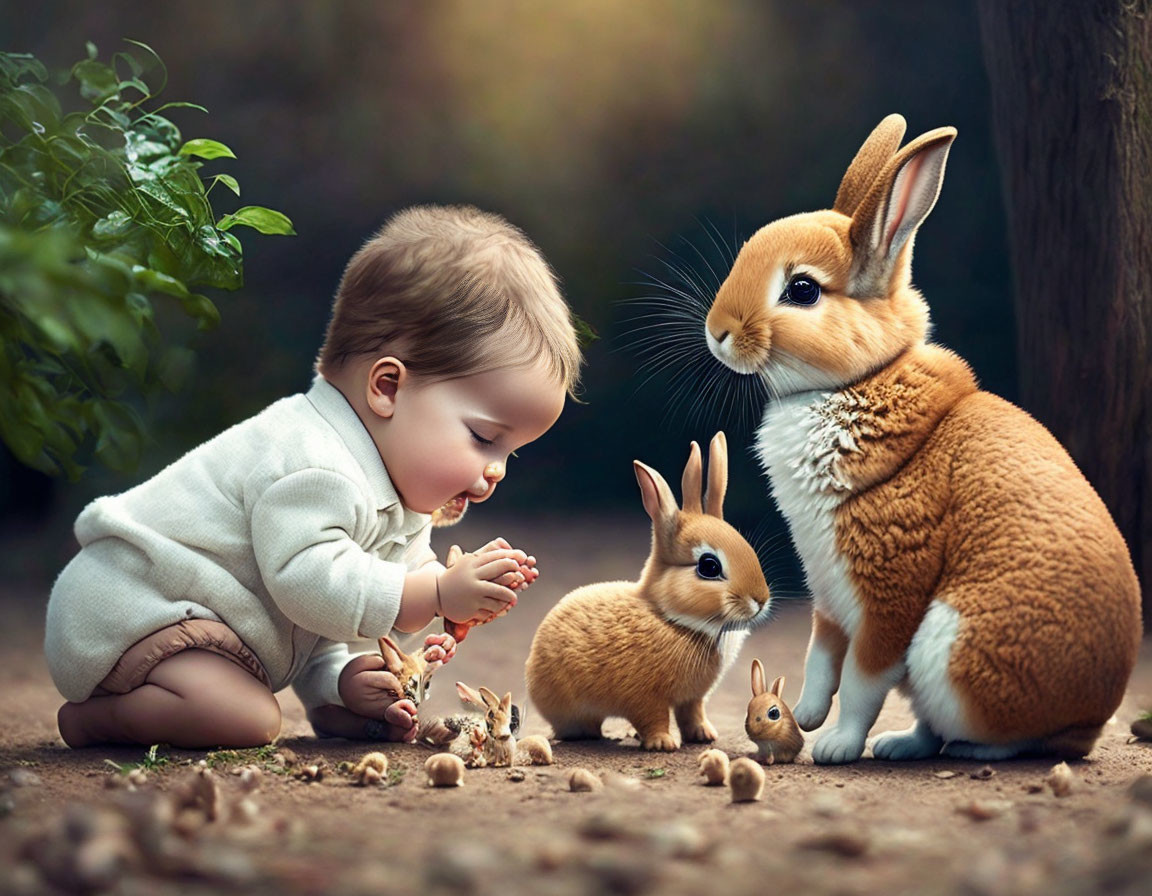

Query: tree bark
left=978, top=0, right=1152, bottom=626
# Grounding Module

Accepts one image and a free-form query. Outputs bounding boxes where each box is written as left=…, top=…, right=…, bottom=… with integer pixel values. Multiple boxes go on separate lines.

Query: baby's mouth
left=431, top=494, right=469, bottom=527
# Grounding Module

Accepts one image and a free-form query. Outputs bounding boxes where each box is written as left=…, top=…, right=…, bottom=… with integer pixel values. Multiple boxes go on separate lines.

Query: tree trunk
left=978, top=0, right=1152, bottom=626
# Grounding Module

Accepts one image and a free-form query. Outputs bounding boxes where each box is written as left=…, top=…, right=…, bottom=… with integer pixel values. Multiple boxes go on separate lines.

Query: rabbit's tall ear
left=478, top=686, right=500, bottom=709
left=500, top=692, right=512, bottom=713
left=681, top=441, right=703, bottom=514
left=833, top=114, right=907, bottom=216
left=848, top=126, right=957, bottom=298
left=635, top=460, right=678, bottom=527
left=378, top=636, right=405, bottom=675
left=770, top=676, right=786, bottom=699
left=456, top=681, right=483, bottom=706
left=704, top=431, right=728, bottom=519
left=751, top=658, right=766, bottom=696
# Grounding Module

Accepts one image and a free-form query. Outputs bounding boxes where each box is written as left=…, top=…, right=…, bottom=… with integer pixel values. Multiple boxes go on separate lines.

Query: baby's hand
left=437, top=544, right=524, bottom=624
left=422, top=632, right=456, bottom=666
left=464, top=537, right=539, bottom=592
left=338, top=654, right=418, bottom=741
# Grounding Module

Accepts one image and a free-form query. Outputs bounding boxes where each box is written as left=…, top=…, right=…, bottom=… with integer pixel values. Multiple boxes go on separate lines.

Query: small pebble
left=797, top=828, right=870, bottom=858
left=8, top=769, right=42, bottom=788
left=957, top=799, right=1014, bottom=821
left=728, top=757, right=765, bottom=803
left=1046, top=762, right=1075, bottom=798
left=934, top=770, right=958, bottom=780
left=568, top=768, right=602, bottom=793
left=1127, top=774, right=1152, bottom=807
left=507, top=769, right=526, bottom=782
left=970, top=766, right=996, bottom=781
left=1130, top=717, right=1152, bottom=740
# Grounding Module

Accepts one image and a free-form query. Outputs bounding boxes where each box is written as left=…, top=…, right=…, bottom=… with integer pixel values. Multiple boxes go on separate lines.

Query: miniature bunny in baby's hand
left=745, top=659, right=803, bottom=765
left=525, top=433, right=772, bottom=751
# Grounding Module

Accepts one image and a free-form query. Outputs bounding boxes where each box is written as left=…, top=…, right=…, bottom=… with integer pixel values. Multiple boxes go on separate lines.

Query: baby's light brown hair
left=317, top=205, right=582, bottom=396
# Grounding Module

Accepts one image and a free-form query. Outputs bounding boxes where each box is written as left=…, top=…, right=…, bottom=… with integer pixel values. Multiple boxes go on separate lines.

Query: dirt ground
left=3, top=513, right=1152, bottom=896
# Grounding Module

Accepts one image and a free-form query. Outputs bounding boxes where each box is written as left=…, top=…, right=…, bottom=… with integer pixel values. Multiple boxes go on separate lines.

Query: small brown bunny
left=457, top=682, right=516, bottom=767
left=526, top=433, right=771, bottom=751
left=745, top=659, right=803, bottom=765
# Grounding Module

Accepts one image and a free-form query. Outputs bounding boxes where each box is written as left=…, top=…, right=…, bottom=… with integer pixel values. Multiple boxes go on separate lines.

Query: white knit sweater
left=45, top=376, right=435, bottom=709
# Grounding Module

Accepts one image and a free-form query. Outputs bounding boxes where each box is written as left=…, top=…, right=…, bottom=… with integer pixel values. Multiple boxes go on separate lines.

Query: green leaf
left=71, top=59, right=119, bottom=103
left=179, top=138, right=236, bottom=161
left=181, top=292, right=220, bottom=330
left=217, top=205, right=295, bottom=235
left=133, top=265, right=190, bottom=298
left=209, top=173, right=240, bottom=196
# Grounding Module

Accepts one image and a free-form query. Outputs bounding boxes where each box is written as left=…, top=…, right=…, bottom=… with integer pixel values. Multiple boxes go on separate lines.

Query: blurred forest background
left=0, top=0, right=1026, bottom=594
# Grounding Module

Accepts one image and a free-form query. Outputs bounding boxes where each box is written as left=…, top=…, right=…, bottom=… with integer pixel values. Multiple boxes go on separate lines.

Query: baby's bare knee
left=226, top=692, right=281, bottom=746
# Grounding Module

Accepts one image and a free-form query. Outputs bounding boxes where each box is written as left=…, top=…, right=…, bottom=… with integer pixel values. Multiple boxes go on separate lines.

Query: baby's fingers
left=473, top=556, right=523, bottom=582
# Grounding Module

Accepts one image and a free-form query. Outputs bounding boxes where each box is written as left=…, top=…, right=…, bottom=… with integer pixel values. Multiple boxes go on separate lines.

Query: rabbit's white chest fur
left=755, top=389, right=863, bottom=636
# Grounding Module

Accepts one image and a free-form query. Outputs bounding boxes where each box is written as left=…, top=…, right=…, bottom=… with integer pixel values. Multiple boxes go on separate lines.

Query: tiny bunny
left=745, top=660, right=803, bottom=765
left=704, top=114, right=1141, bottom=764
left=456, top=682, right=516, bottom=767
left=377, top=635, right=442, bottom=707
left=525, top=433, right=771, bottom=751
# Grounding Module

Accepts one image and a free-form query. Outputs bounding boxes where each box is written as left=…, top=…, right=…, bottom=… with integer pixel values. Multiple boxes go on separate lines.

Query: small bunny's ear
left=378, top=636, right=406, bottom=675
left=770, top=676, right=786, bottom=699
left=478, top=686, right=501, bottom=709
left=704, top=431, right=728, bottom=519
left=456, top=681, right=483, bottom=706
left=834, top=114, right=907, bottom=216
left=848, top=126, right=956, bottom=298
left=751, top=658, right=766, bottom=696
left=681, top=441, right=703, bottom=514
left=500, top=692, right=513, bottom=713
left=634, top=460, right=679, bottom=527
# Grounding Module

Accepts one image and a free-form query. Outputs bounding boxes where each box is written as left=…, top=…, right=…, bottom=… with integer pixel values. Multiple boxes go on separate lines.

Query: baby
left=45, top=205, right=583, bottom=749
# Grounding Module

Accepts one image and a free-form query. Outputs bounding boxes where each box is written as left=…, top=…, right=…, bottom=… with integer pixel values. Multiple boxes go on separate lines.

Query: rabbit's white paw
left=811, top=726, right=866, bottom=765
left=872, top=723, right=943, bottom=761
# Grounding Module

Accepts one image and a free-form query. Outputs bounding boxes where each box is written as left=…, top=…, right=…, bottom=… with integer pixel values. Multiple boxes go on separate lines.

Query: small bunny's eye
left=767, top=706, right=781, bottom=721
left=696, top=553, right=724, bottom=580
left=782, top=275, right=821, bottom=306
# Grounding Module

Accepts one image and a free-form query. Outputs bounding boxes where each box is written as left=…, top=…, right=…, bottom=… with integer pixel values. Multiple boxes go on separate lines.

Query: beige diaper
left=94, top=619, right=271, bottom=695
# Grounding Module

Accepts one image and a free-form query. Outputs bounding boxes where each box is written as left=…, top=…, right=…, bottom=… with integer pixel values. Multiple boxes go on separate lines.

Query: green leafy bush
left=0, top=41, right=293, bottom=480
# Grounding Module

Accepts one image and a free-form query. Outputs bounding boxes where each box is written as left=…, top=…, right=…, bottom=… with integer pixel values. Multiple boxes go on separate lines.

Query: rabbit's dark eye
left=696, top=553, right=723, bottom=579
left=782, top=275, right=821, bottom=306
left=767, top=706, right=781, bottom=721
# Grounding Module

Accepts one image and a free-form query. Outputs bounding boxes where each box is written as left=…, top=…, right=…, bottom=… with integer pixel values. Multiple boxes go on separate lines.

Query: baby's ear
left=365, top=357, right=407, bottom=419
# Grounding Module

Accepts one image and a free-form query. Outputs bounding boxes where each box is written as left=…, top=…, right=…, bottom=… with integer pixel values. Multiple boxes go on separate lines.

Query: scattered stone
left=811, top=789, right=846, bottom=818
left=970, top=765, right=997, bottom=781
left=1130, top=716, right=1152, bottom=741
left=601, top=772, right=641, bottom=792
left=351, top=752, right=388, bottom=786
left=424, top=753, right=466, bottom=788
left=568, top=768, right=602, bottom=793
left=728, top=757, right=765, bottom=803
left=294, top=763, right=325, bottom=783
left=582, top=852, right=655, bottom=896
left=515, top=735, right=554, bottom=765
left=271, top=748, right=298, bottom=769
left=8, top=769, right=42, bottom=788
left=647, top=820, right=711, bottom=860
left=797, top=828, right=870, bottom=858
left=237, top=766, right=262, bottom=792
left=579, top=812, right=632, bottom=841
left=697, top=749, right=729, bottom=786
left=1128, top=774, right=1152, bottom=807
left=1046, top=762, right=1075, bottom=798
left=507, top=769, right=526, bottom=783
left=957, top=799, right=1014, bottom=821
left=934, top=770, right=958, bottom=779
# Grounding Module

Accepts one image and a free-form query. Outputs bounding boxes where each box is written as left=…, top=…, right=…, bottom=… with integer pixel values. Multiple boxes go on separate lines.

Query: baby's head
left=318, top=205, right=583, bottom=522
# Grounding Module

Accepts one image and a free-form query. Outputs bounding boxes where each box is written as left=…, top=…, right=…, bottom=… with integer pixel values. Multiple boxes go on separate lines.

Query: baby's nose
left=485, top=461, right=505, bottom=483
left=469, top=461, right=505, bottom=501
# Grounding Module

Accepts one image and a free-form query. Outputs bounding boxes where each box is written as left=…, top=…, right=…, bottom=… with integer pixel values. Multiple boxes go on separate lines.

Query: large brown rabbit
left=704, top=114, right=1141, bottom=764
left=525, top=433, right=771, bottom=751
